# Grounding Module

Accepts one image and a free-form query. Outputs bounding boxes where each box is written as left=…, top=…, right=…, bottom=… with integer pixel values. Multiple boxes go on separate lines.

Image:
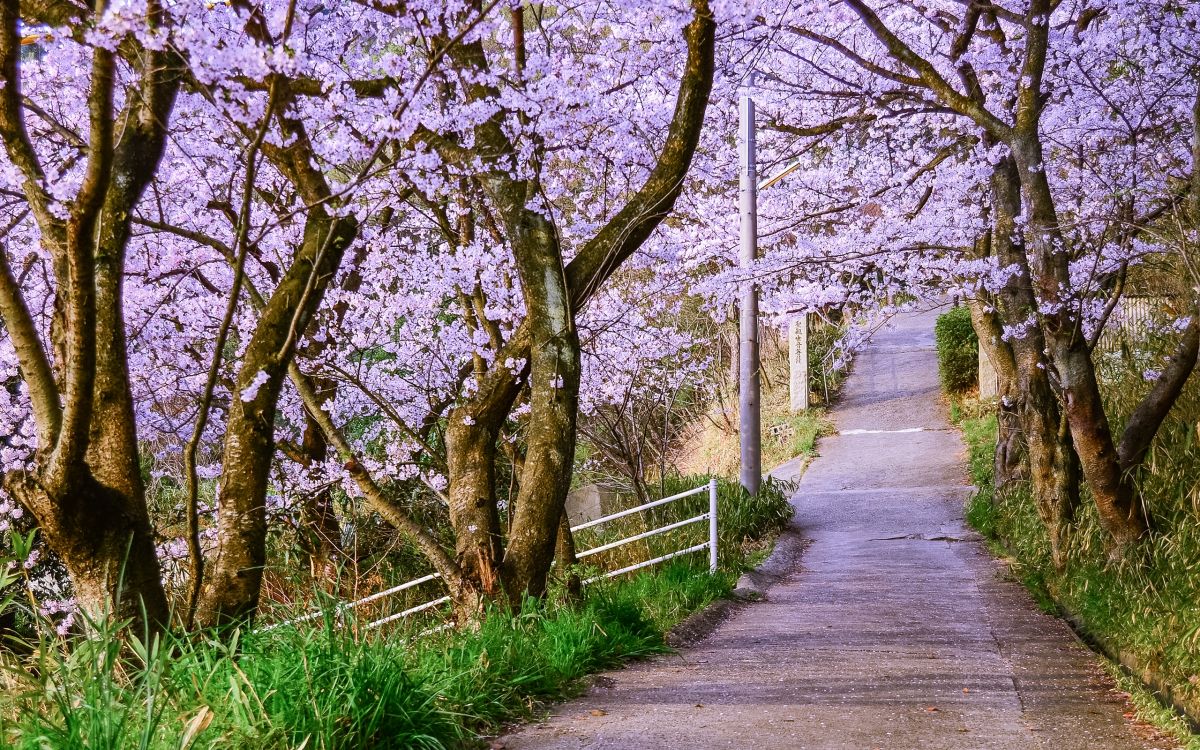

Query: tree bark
left=0, top=2, right=181, bottom=635
left=554, top=508, right=582, bottom=599
left=499, top=211, right=582, bottom=601
left=298, top=410, right=343, bottom=582
left=967, top=299, right=1024, bottom=487
left=420, top=0, right=715, bottom=608
left=987, top=155, right=1081, bottom=566
left=196, top=208, right=357, bottom=628
left=445, top=408, right=507, bottom=602
left=1009, top=134, right=1148, bottom=552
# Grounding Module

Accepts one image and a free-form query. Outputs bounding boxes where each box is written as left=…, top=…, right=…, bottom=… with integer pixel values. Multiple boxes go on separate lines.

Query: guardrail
left=259, top=571, right=447, bottom=632
left=263, top=478, right=718, bottom=632
left=573, top=477, right=718, bottom=581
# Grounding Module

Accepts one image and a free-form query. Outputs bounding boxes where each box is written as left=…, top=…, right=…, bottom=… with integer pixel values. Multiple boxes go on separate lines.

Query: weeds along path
left=503, top=307, right=1156, bottom=750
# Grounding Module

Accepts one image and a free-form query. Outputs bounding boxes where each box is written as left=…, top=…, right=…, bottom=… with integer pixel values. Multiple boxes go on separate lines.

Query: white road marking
left=838, top=427, right=926, bottom=435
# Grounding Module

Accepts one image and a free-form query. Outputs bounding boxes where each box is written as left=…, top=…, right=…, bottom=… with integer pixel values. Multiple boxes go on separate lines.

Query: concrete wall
left=978, top=344, right=999, bottom=399
left=565, top=484, right=622, bottom=526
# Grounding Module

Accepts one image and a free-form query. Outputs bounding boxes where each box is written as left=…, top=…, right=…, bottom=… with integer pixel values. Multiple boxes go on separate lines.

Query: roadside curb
left=1059, top=600, right=1200, bottom=733
left=662, top=524, right=808, bottom=649
left=728, top=454, right=816, bottom=601
left=661, top=455, right=813, bottom=647
left=732, top=523, right=808, bottom=600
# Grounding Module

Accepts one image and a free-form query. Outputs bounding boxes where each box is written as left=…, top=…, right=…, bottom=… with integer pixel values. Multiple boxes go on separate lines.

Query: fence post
left=709, top=478, right=719, bottom=572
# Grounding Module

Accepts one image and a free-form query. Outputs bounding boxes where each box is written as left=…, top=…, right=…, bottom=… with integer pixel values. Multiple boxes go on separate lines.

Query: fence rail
left=263, top=478, right=719, bottom=632
left=572, top=478, right=718, bottom=577
left=1097, top=295, right=1169, bottom=351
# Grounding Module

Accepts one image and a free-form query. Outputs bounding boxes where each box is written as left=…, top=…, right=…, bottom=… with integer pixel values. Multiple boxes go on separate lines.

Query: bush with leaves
left=935, top=307, right=978, bottom=395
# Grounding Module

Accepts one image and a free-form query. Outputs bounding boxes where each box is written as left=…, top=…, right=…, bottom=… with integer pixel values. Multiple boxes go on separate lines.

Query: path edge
left=731, top=522, right=807, bottom=600
left=664, top=523, right=807, bottom=647
left=978, top=512, right=1200, bottom=732
left=1063, top=609, right=1200, bottom=734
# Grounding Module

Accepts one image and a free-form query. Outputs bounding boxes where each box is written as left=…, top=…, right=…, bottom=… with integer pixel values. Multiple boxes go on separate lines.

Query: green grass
left=763, top=408, right=830, bottom=469
left=0, top=567, right=728, bottom=750
left=2, top=576, right=713, bottom=750
left=1100, top=660, right=1200, bottom=750
left=0, top=477, right=792, bottom=750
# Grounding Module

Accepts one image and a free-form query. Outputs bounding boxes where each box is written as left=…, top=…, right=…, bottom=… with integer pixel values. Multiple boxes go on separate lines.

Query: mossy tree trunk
left=0, top=3, right=180, bottom=636
left=195, top=207, right=358, bottom=628
left=194, top=76, right=360, bottom=627
left=425, top=0, right=716, bottom=609
left=984, top=155, right=1081, bottom=566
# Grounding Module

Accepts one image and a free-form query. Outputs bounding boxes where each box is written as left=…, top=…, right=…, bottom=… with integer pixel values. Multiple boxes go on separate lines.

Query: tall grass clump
left=958, top=407, right=999, bottom=539
left=806, top=315, right=852, bottom=404
left=1, top=474, right=791, bottom=749
left=934, top=306, right=978, bottom=394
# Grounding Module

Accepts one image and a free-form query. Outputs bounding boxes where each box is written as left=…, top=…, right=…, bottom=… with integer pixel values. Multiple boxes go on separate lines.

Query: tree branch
left=841, top=0, right=1012, bottom=140
left=564, top=0, right=716, bottom=307
left=1117, top=313, right=1200, bottom=473
left=0, top=234, right=60, bottom=443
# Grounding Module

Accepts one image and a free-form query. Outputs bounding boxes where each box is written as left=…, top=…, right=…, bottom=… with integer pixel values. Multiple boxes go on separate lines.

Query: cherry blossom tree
left=3, top=0, right=1197, bottom=638
left=273, top=0, right=719, bottom=608
left=738, top=0, right=1200, bottom=559
left=0, top=0, right=185, bottom=634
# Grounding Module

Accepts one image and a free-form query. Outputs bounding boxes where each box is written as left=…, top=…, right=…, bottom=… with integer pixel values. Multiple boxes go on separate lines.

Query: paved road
left=503, top=308, right=1157, bottom=750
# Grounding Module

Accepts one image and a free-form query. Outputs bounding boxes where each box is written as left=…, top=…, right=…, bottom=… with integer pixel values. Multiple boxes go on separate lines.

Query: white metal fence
left=1097, top=295, right=1166, bottom=351
left=574, top=477, right=718, bottom=583
left=264, top=478, right=719, bottom=632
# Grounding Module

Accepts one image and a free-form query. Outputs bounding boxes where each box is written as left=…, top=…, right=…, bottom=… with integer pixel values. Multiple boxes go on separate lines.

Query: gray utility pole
left=738, top=85, right=761, bottom=496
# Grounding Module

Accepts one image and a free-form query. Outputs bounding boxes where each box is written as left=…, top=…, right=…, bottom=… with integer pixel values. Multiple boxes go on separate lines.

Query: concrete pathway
left=503, top=308, right=1159, bottom=750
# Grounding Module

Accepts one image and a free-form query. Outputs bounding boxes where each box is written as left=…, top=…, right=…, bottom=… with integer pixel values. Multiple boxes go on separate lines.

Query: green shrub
left=934, top=306, right=978, bottom=394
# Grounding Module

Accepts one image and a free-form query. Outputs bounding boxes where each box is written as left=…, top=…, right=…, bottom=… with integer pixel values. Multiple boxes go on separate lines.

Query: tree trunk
left=1009, top=137, right=1148, bottom=553
left=1018, top=347, right=1081, bottom=566
left=967, top=300, right=1025, bottom=487
left=424, top=0, right=714, bottom=609
left=0, top=5, right=181, bottom=636
left=196, top=211, right=358, bottom=628
left=5, top=471, right=169, bottom=635
left=445, top=411, right=506, bottom=603
left=554, top=508, right=582, bottom=599
left=1047, top=341, right=1144, bottom=549
left=500, top=276, right=581, bottom=600
left=299, top=410, right=342, bottom=583
left=987, top=155, right=1081, bottom=566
